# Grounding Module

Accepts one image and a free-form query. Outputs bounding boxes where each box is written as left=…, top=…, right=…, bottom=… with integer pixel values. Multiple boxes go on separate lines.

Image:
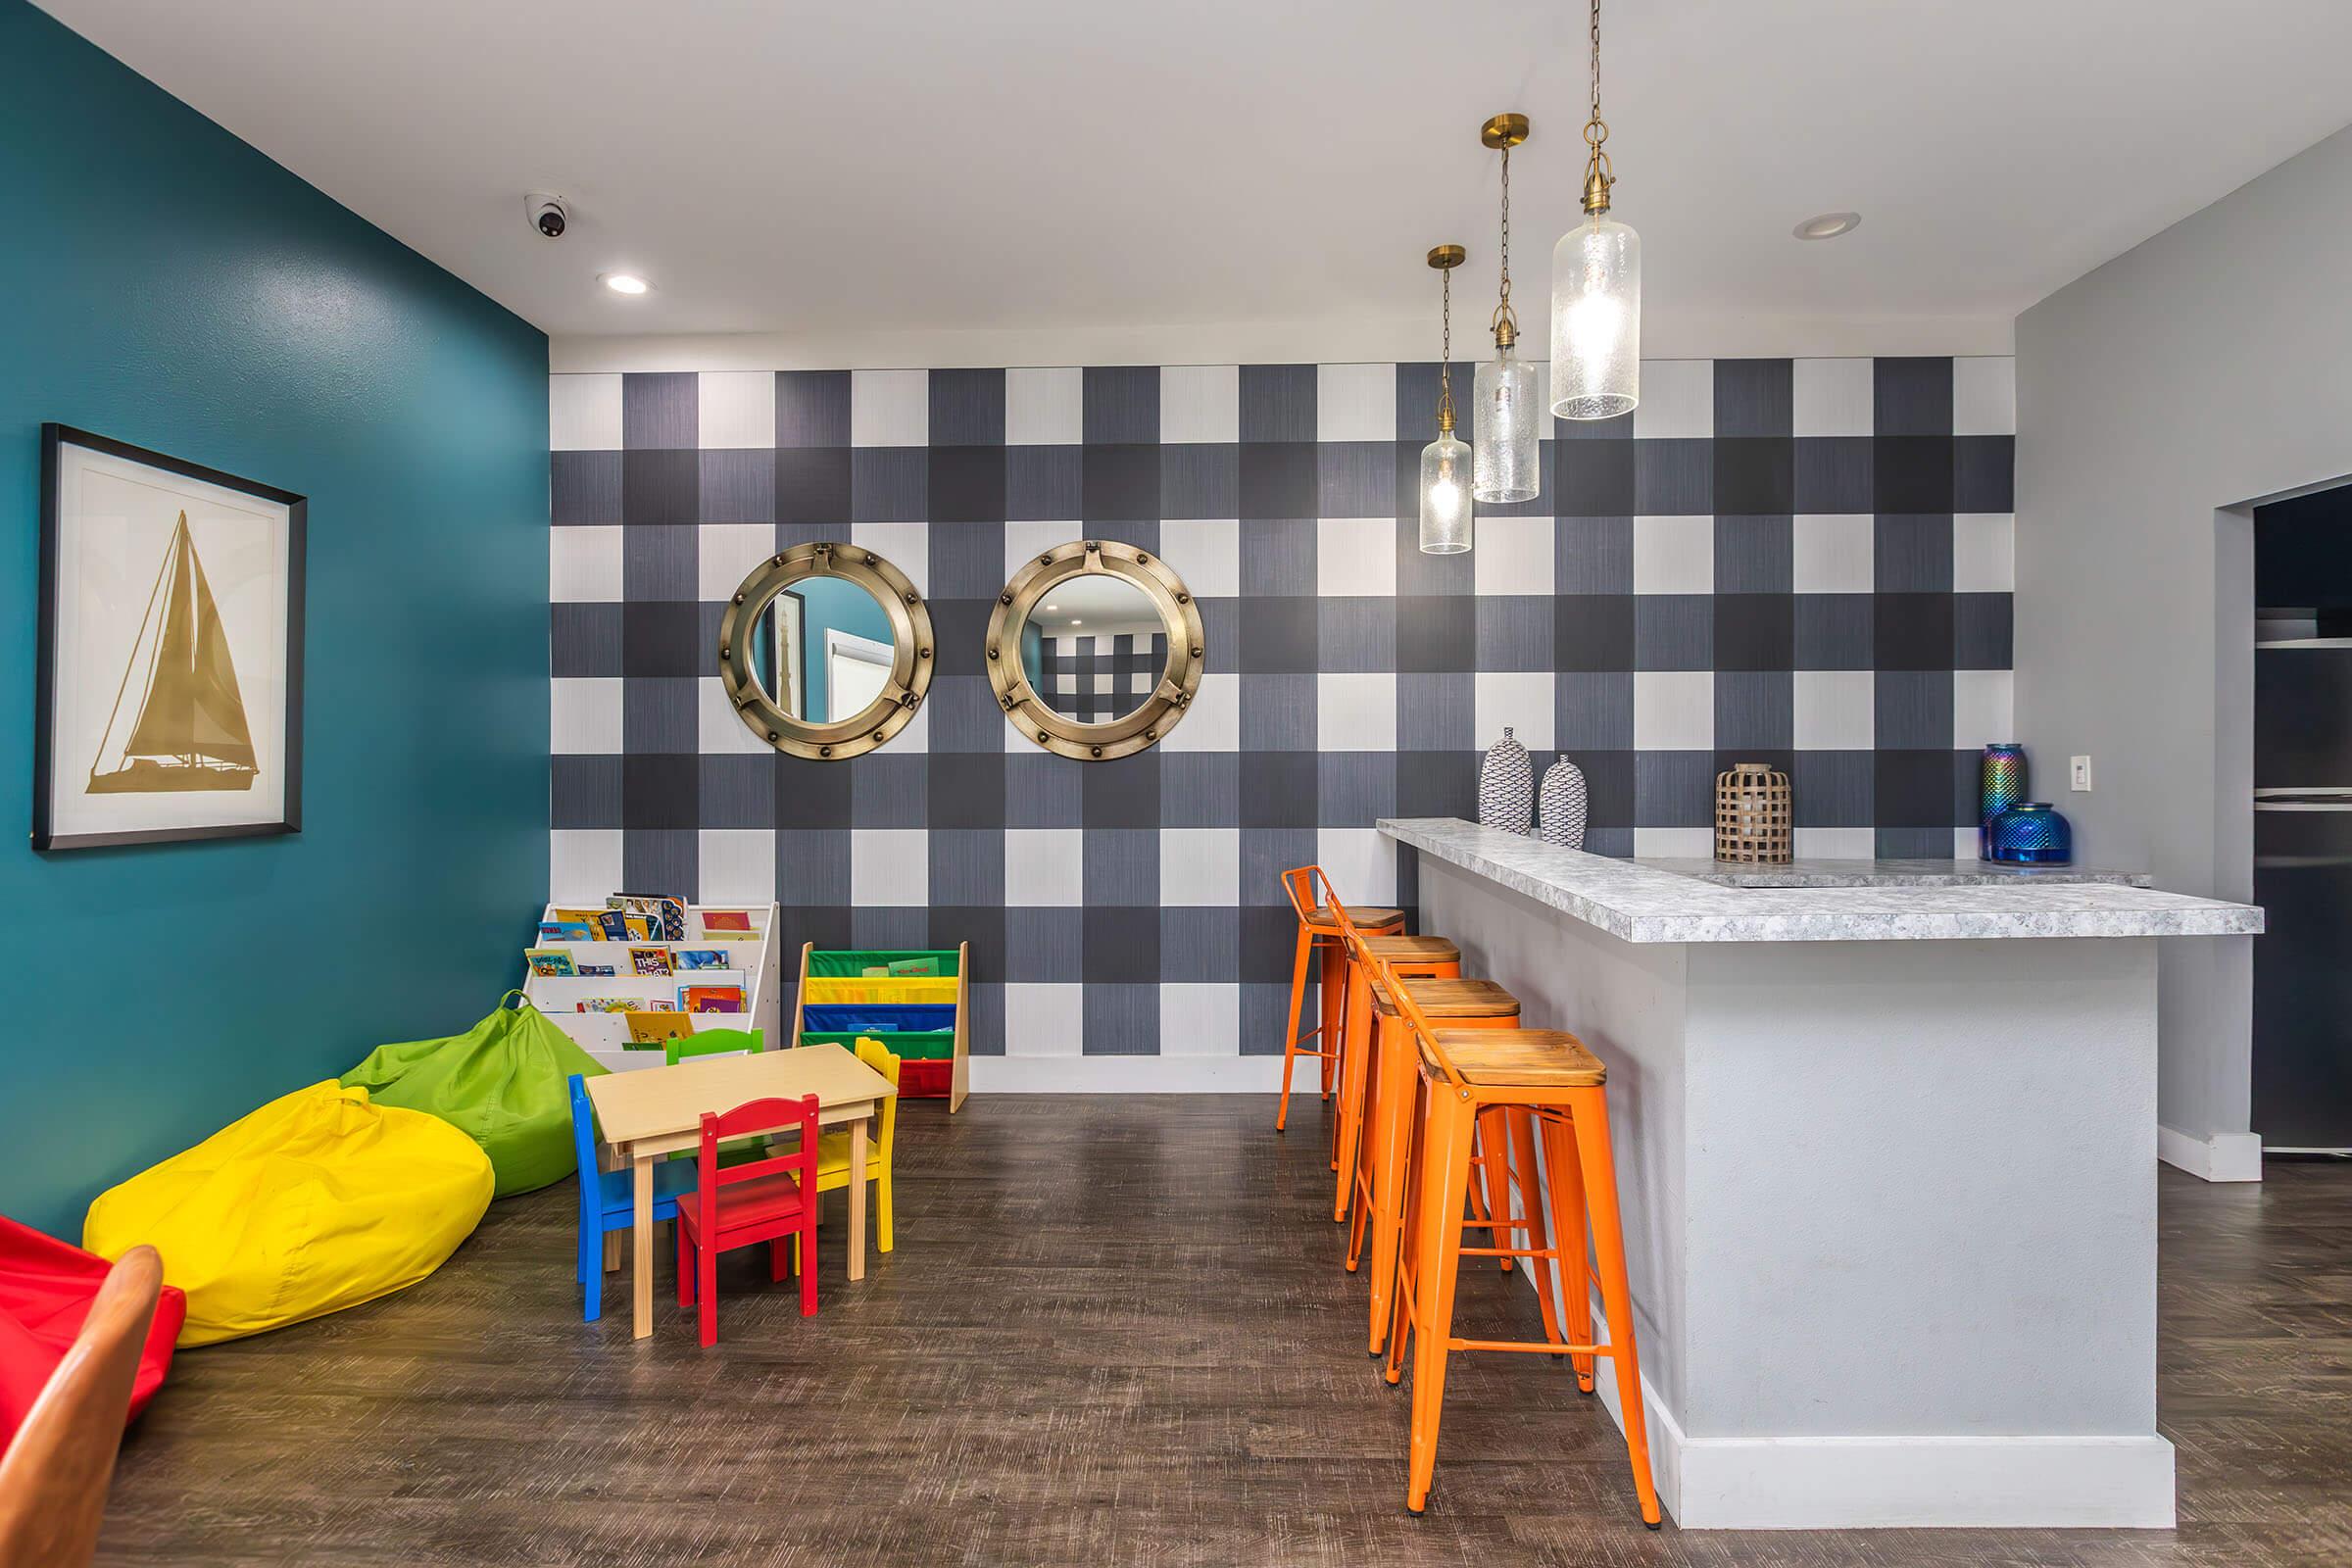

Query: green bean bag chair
left=340, top=992, right=607, bottom=1199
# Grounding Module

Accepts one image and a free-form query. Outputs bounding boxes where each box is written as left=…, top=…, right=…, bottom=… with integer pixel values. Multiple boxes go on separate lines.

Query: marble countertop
left=1634, top=857, right=2152, bottom=889
left=1378, top=818, right=2265, bottom=945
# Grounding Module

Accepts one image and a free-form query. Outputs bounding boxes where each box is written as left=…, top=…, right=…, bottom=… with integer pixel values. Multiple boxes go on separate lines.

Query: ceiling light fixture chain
left=1494, top=138, right=1515, bottom=346
left=1439, top=258, right=1455, bottom=432
left=1582, top=0, right=1613, bottom=215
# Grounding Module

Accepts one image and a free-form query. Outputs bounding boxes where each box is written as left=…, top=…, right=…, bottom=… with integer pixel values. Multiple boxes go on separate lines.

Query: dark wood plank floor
left=93, top=1098, right=2352, bottom=1566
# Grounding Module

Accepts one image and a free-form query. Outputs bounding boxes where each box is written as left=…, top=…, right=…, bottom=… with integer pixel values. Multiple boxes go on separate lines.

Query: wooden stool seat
left=1359, top=934, right=1459, bottom=963
left=1428, top=1029, right=1606, bottom=1087
left=1369, top=976, right=1519, bottom=1019
left=1307, top=904, right=1403, bottom=929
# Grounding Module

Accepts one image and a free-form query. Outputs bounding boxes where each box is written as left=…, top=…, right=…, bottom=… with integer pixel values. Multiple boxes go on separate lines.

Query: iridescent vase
left=1987, top=802, right=2073, bottom=866
left=1979, top=743, right=2027, bottom=860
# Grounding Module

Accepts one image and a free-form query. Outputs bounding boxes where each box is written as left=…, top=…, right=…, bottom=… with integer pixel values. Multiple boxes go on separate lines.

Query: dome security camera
left=527, top=193, right=569, bottom=239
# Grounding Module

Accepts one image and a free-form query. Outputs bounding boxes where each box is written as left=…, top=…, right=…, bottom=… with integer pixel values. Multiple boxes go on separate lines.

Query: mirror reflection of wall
left=747, top=588, right=805, bottom=718
left=747, top=575, right=895, bottom=722
left=1019, top=575, right=1166, bottom=723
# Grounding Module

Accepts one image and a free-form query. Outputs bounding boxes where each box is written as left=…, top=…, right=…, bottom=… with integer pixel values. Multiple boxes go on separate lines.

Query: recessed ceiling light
left=1070, top=619, right=1083, bottom=626
left=1043, top=604, right=1059, bottom=612
left=1792, top=212, right=1861, bottom=241
left=600, top=272, right=652, bottom=295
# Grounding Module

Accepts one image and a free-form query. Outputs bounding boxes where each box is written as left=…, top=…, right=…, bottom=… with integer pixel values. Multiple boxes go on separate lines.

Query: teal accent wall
left=0, top=2, right=549, bottom=1240
left=798, top=576, right=893, bottom=721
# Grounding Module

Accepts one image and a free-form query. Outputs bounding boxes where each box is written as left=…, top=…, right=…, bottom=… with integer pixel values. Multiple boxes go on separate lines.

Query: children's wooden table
left=583, top=1043, right=898, bottom=1340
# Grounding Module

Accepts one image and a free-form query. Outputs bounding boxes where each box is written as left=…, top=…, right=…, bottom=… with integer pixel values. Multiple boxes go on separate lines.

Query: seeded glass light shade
left=1419, top=432, right=1472, bottom=554
left=1550, top=214, right=1641, bottom=419
left=1473, top=349, right=1540, bottom=503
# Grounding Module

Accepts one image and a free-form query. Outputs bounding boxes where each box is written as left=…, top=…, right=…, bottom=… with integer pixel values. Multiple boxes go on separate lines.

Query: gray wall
left=2015, top=124, right=2352, bottom=1153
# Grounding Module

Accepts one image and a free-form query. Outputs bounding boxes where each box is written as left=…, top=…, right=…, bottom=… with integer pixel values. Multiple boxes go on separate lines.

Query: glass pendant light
left=1419, top=244, right=1472, bottom=555
left=1474, top=113, right=1540, bottom=504
left=1551, top=0, right=1640, bottom=419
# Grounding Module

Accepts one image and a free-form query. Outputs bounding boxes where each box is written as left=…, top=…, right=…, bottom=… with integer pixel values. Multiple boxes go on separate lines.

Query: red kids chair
left=674, top=1095, right=821, bottom=1347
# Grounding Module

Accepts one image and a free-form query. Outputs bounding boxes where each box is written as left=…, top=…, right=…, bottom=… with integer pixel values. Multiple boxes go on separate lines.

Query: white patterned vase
left=1477, top=726, right=1535, bottom=835
left=1538, top=756, right=1589, bottom=850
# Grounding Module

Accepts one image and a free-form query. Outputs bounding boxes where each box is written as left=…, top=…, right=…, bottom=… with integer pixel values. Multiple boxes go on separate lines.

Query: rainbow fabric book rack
left=790, top=943, right=969, bottom=1112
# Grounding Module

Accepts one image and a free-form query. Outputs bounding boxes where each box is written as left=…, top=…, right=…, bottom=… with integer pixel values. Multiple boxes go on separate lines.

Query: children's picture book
left=888, top=956, right=941, bottom=976
left=625, top=1010, right=696, bottom=1047
left=630, top=946, right=674, bottom=977
left=577, top=964, right=616, bottom=978
left=702, top=909, right=753, bottom=934
left=551, top=906, right=606, bottom=927
left=611, top=893, right=687, bottom=942
left=678, top=984, right=746, bottom=1014
left=674, top=949, right=727, bottom=970
left=573, top=996, right=639, bottom=1013
left=594, top=909, right=631, bottom=942
left=525, top=948, right=577, bottom=978
left=538, top=920, right=595, bottom=943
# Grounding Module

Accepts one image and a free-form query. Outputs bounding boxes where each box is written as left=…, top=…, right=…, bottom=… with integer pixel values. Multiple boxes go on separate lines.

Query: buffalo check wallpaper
left=548, top=357, right=2015, bottom=1061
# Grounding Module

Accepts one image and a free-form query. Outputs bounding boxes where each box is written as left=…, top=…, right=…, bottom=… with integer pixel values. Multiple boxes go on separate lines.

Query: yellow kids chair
left=813, top=1038, right=900, bottom=1252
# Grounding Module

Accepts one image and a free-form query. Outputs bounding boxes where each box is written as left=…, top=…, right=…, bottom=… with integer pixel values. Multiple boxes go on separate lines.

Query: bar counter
left=1376, top=817, right=2262, bottom=1530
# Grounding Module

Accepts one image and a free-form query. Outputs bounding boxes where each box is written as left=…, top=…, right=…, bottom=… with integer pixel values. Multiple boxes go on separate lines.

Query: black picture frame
left=34, top=424, right=307, bottom=852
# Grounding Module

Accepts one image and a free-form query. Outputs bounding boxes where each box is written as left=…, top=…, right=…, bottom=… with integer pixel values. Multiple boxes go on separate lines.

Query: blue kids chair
left=571, top=1072, right=697, bottom=1322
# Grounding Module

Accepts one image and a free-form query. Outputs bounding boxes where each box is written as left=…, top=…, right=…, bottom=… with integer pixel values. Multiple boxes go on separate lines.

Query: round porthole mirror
left=718, top=542, right=933, bottom=760
left=987, top=539, right=1204, bottom=760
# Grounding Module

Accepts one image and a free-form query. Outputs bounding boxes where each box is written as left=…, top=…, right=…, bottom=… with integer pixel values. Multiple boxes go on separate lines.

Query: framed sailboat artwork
left=34, top=426, right=305, bottom=851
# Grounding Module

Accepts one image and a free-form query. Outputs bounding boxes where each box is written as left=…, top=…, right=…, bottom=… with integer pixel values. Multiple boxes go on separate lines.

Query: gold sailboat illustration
left=87, top=512, right=258, bottom=794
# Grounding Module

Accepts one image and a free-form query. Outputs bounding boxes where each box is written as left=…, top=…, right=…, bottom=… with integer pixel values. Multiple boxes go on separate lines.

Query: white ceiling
left=38, top=0, right=2352, bottom=361
left=1032, top=575, right=1163, bottom=634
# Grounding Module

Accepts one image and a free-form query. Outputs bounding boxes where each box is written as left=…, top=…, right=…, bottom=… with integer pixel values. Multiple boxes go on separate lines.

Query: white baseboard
left=967, top=1055, right=1295, bottom=1093
left=2158, top=1124, right=2264, bottom=1182
left=1515, top=1279, right=2176, bottom=1528
left=1579, top=1314, right=2174, bottom=1529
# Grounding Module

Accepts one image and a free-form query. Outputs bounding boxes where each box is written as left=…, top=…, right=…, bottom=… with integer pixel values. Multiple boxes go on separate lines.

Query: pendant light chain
left=1582, top=0, right=1614, bottom=213
left=1494, top=143, right=1515, bottom=343
left=1591, top=0, right=1602, bottom=126
left=1438, top=262, right=1455, bottom=431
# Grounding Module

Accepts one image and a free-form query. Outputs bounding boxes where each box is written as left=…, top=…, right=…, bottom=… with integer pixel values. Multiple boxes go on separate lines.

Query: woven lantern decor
left=1713, top=761, right=1791, bottom=864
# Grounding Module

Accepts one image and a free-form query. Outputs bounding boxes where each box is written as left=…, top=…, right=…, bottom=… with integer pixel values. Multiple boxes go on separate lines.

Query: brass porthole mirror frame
left=717, top=541, right=933, bottom=760
left=987, top=539, right=1205, bottom=761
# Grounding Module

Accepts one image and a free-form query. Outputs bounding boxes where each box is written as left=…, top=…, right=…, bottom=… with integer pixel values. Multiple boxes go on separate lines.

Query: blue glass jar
left=1986, top=802, right=2073, bottom=865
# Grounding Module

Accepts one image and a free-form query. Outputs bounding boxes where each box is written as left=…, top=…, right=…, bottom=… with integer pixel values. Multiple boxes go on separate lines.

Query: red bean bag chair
left=0, top=1215, right=186, bottom=1446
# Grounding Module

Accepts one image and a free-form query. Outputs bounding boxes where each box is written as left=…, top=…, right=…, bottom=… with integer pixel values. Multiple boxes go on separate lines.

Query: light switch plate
left=2070, top=755, right=2093, bottom=792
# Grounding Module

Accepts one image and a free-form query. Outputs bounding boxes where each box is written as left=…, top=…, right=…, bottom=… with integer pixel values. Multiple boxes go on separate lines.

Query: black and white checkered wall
left=1042, top=632, right=1167, bottom=722
left=549, top=358, right=2015, bottom=1062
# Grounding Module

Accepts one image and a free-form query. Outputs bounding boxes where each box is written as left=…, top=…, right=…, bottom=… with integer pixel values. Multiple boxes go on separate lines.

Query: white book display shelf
left=522, top=902, right=781, bottom=1074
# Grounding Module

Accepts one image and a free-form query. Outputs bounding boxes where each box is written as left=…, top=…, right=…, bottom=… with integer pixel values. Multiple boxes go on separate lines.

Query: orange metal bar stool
left=1329, top=928, right=1460, bottom=1183
left=1275, top=866, right=1401, bottom=1132
left=1374, top=954, right=1661, bottom=1527
left=1335, top=947, right=1538, bottom=1364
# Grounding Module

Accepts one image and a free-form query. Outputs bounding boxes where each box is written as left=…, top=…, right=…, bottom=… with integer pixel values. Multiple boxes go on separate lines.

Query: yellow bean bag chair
left=83, top=1081, right=493, bottom=1347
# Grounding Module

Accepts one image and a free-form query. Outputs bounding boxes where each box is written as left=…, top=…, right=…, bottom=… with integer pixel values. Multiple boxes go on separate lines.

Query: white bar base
left=2158, top=1124, right=2264, bottom=1182
left=968, top=1056, right=1291, bottom=1093
left=1591, top=1332, right=2177, bottom=1530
